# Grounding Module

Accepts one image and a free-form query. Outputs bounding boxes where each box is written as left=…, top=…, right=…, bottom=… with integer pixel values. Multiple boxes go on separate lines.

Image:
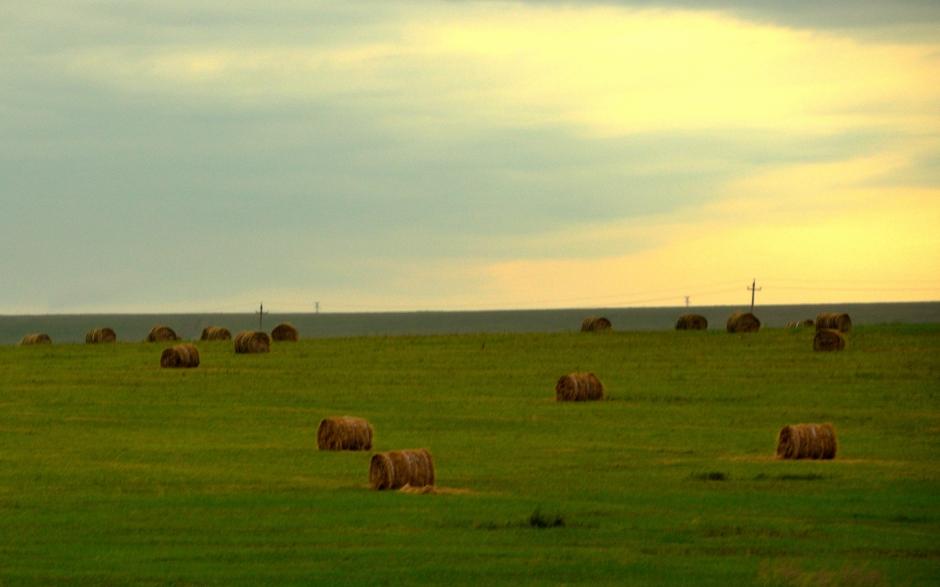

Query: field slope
left=1, top=326, right=938, bottom=585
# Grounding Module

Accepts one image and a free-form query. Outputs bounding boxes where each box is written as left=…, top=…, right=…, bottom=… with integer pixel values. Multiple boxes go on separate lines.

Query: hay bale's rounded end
left=555, top=372, right=605, bottom=401
left=813, top=329, right=846, bottom=352
left=160, top=343, right=200, bottom=368
left=271, top=323, right=299, bottom=342
left=147, top=325, right=180, bottom=343
left=234, top=331, right=271, bottom=354
left=726, top=312, right=761, bottom=333
left=676, top=314, right=708, bottom=330
left=85, top=327, right=117, bottom=344
left=580, top=316, right=612, bottom=333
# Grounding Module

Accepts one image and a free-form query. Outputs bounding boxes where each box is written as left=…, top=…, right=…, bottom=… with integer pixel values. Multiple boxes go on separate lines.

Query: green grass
left=1, top=326, right=938, bottom=585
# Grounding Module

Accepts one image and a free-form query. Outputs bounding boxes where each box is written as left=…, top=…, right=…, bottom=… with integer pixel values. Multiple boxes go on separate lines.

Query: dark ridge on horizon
left=1, top=302, right=938, bottom=344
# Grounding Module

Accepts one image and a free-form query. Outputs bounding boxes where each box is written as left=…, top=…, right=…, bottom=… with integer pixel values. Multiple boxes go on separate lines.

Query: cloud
left=1, top=1, right=938, bottom=312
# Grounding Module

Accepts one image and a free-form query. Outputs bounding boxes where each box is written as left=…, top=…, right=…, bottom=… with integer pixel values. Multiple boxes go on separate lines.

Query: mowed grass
left=1, top=326, right=938, bottom=585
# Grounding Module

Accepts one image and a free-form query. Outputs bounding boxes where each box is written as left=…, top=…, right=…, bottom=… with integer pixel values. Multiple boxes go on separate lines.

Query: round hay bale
left=146, top=325, right=179, bottom=342
left=726, top=312, right=761, bottom=333
left=200, top=326, right=232, bottom=341
left=271, top=322, right=299, bottom=342
left=234, top=331, right=271, bottom=354
left=776, top=423, right=837, bottom=460
left=813, top=329, right=846, bottom=352
left=20, top=333, right=52, bottom=345
left=85, top=327, right=117, bottom=343
left=555, top=372, right=605, bottom=402
left=580, top=316, right=612, bottom=332
left=815, top=312, right=851, bottom=333
left=160, top=343, right=200, bottom=368
left=317, top=417, right=373, bottom=451
left=369, top=449, right=435, bottom=490
left=676, top=314, right=708, bottom=330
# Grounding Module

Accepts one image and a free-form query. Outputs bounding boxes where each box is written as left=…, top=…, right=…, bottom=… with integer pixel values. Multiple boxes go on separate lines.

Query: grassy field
left=1, top=326, right=938, bottom=585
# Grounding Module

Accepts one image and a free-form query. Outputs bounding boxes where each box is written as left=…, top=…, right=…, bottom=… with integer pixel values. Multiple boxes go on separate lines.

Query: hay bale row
left=726, top=312, right=761, bottom=333
left=816, top=312, right=852, bottom=333
left=556, top=372, right=604, bottom=402
left=676, top=314, right=708, bottom=330
left=580, top=316, right=612, bottom=332
left=160, top=343, right=200, bottom=368
left=200, top=326, right=232, bottom=341
left=776, top=423, right=837, bottom=460
left=814, top=329, right=846, bottom=352
left=146, top=325, right=179, bottom=342
left=369, top=449, right=435, bottom=490
left=234, top=331, right=270, bottom=354
left=20, top=333, right=52, bottom=345
left=271, top=322, right=299, bottom=342
left=86, top=327, right=117, bottom=343
left=317, top=417, right=373, bottom=451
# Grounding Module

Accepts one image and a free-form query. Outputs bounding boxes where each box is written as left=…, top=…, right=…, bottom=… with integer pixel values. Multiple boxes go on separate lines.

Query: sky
left=2, top=0, right=939, bottom=313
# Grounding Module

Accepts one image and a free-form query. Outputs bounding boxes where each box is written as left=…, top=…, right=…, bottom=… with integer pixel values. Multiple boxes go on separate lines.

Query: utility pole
left=315, top=301, right=320, bottom=314
left=747, top=279, right=762, bottom=313
left=684, top=296, right=690, bottom=308
left=256, top=302, right=268, bottom=330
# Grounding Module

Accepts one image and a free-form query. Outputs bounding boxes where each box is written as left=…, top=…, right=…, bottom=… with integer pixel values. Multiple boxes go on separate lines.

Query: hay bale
left=813, top=329, right=846, bottom=352
left=317, top=416, right=373, bottom=451
left=580, top=316, right=612, bottom=332
left=369, top=449, right=435, bottom=490
left=555, top=372, right=605, bottom=401
left=676, top=314, right=708, bottom=330
left=160, top=343, right=200, bottom=368
left=786, top=319, right=814, bottom=329
left=815, top=312, right=852, bottom=333
left=271, top=322, right=299, bottom=342
left=776, top=423, right=837, bottom=459
left=85, top=327, right=117, bottom=343
left=200, top=326, right=232, bottom=341
left=20, top=333, right=52, bottom=345
left=146, top=325, right=179, bottom=342
left=234, top=331, right=271, bottom=354
left=726, top=312, right=761, bottom=333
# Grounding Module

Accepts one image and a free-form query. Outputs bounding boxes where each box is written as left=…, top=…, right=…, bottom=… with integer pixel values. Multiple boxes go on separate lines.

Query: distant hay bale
left=776, top=423, right=837, bottom=460
left=20, top=333, right=52, bottom=345
left=146, top=325, right=179, bottom=342
left=786, top=319, right=815, bottom=329
left=317, top=417, right=373, bottom=451
left=815, top=312, right=852, bottom=333
left=726, top=312, right=761, bottom=333
left=234, top=331, right=271, bottom=354
left=813, top=329, right=846, bottom=352
left=85, top=327, right=117, bottom=343
left=200, top=326, right=232, bottom=341
left=369, top=449, right=435, bottom=490
left=676, top=314, right=708, bottom=330
left=580, top=316, right=612, bottom=332
left=160, top=343, right=200, bottom=368
left=555, top=372, right=605, bottom=402
left=271, top=322, right=299, bottom=342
